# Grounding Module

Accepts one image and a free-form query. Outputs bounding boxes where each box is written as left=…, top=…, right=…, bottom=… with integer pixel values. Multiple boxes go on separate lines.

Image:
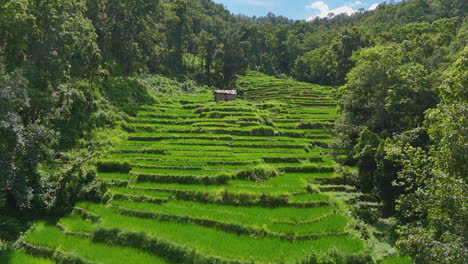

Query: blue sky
left=212, top=0, right=400, bottom=21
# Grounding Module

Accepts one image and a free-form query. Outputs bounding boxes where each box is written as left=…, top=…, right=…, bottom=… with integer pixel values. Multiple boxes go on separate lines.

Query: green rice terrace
left=10, top=72, right=410, bottom=264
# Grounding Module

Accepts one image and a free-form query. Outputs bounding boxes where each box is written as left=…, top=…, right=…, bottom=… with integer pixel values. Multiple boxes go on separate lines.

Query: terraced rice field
left=16, top=72, right=397, bottom=263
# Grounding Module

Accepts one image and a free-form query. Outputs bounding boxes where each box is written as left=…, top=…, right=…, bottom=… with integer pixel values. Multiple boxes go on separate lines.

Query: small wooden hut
left=214, top=90, right=237, bottom=102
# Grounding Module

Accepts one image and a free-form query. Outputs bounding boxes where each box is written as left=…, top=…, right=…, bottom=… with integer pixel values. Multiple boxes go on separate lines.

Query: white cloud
left=368, top=3, right=379, bottom=10
left=306, top=1, right=329, bottom=16
left=306, top=1, right=359, bottom=20
left=349, top=1, right=363, bottom=7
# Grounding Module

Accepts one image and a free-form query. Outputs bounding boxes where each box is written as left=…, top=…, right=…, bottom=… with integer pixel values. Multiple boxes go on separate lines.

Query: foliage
left=0, top=0, right=466, bottom=263
left=393, top=48, right=468, bottom=264
left=250, top=126, right=276, bottom=136
left=330, top=5, right=467, bottom=263
left=0, top=62, right=55, bottom=214
left=353, top=128, right=381, bottom=193
left=96, top=160, right=131, bottom=173
left=323, top=27, right=372, bottom=86
left=236, top=165, right=281, bottom=182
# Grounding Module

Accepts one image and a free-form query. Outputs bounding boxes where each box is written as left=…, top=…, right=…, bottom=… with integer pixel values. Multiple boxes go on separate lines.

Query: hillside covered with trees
left=0, top=0, right=467, bottom=263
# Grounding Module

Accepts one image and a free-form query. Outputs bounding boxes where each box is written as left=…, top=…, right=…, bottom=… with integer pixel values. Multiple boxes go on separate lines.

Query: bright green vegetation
left=0, top=251, right=55, bottom=264
left=380, top=257, right=413, bottom=264
left=108, top=199, right=347, bottom=236
left=15, top=73, right=384, bottom=263
left=58, top=214, right=96, bottom=234
left=24, top=222, right=167, bottom=264
left=72, top=203, right=364, bottom=263
left=1, top=0, right=465, bottom=263
left=267, top=215, right=349, bottom=235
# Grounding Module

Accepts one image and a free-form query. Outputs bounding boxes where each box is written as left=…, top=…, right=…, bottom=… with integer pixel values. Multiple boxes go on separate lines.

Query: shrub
left=79, top=179, right=109, bottom=203
left=259, top=194, right=288, bottom=207
left=334, top=166, right=359, bottom=186
left=297, top=122, right=327, bottom=129
left=354, top=206, right=379, bottom=225
left=0, top=216, right=28, bottom=242
left=134, top=173, right=231, bottom=185
left=250, top=126, right=276, bottom=136
left=259, top=115, right=274, bottom=127
left=97, top=160, right=131, bottom=173
left=306, top=185, right=321, bottom=194
left=300, top=249, right=375, bottom=264
left=236, top=165, right=281, bottom=181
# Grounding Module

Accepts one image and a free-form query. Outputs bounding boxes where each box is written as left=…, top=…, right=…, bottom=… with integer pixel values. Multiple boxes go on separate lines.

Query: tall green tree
left=371, top=48, right=468, bottom=264
left=166, top=0, right=191, bottom=74
left=0, top=61, right=54, bottom=214
left=323, top=27, right=372, bottom=85
left=221, top=30, right=249, bottom=88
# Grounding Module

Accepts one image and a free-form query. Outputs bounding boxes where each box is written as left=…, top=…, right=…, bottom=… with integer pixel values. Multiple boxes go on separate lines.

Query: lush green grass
left=97, top=172, right=132, bottom=181
left=0, top=251, right=55, bottom=264
left=132, top=167, right=229, bottom=176
left=130, top=181, right=315, bottom=196
left=34, top=74, right=376, bottom=263
left=58, top=214, right=96, bottom=234
left=24, top=222, right=167, bottom=264
left=109, top=186, right=173, bottom=199
left=289, top=193, right=333, bottom=203
left=268, top=214, right=348, bottom=235
left=380, top=256, right=413, bottom=264
left=230, top=172, right=334, bottom=190
left=110, top=199, right=340, bottom=234
left=78, top=203, right=364, bottom=263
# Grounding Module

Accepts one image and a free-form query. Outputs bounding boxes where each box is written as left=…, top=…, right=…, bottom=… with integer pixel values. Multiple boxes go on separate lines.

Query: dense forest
left=0, top=0, right=467, bottom=263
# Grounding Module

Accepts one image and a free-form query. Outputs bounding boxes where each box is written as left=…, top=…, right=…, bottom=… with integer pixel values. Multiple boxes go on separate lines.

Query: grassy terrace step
left=97, top=172, right=132, bottom=182
left=126, top=118, right=196, bottom=125
left=233, top=149, right=306, bottom=154
left=110, top=186, right=173, bottom=198
left=124, top=158, right=260, bottom=167
left=131, top=167, right=234, bottom=185
left=0, top=251, right=55, bottom=264
left=76, top=202, right=364, bottom=263
left=128, top=182, right=331, bottom=205
left=116, top=144, right=232, bottom=152
left=136, top=111, right=197, bottom=118
left=289, top=193, right=334, bottom=204
left=127, top=133, right=317, bottom=142
left=131, top=162, right=253, bottom=171
left=199, top=111, right=260, bottom=118
left=319, top=185, right=358, bottom=193
left=272, top=118, right=331, bottom=124
left=107, top=186, right=173, bottom=203
left=118, top=141, right=309, bottom=150
left=109, top=199, right=348, bottom=239
left=133, top=173, right=230, bottom=185
left=22, top=222, right=167, bottom=264
left=132, top=167, right=231, bottom=176
left=117, top=150, right=238, bottom=158
left=159, top=141, right=308, bottom=149
left=128, top=133, right=235, bottom=141
left=127, top=117, right=255, bottom=124
left=58, top=214, right=96, bottom=236
left=237, top=150, right=326, bottom=157
left=281, top=164, right=335, bottom=173
left=110, top=153, right=258, bottom=162
left=152, top=141, right=308, bottom=149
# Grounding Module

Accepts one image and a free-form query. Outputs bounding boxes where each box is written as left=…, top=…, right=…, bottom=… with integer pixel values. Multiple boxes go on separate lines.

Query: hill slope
left=6, top=73, right=410, bottom=264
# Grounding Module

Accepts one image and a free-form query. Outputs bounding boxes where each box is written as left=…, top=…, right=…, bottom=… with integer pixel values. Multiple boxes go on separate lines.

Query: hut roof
left=214, top=90, right=237, bottom=95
